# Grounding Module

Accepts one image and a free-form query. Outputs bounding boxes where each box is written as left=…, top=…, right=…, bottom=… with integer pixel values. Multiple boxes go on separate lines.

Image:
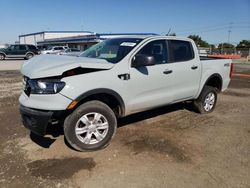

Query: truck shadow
left=30, top=132, right=56, bottom=148
left=29, top=102, right=195, bottom=149
left=118, top=102, right=194, bottom=127
left=29, top=123, right=63, bottom=148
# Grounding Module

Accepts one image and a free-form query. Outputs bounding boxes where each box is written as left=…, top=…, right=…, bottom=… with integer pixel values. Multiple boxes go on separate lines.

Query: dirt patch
left=124, top=135, right=190, bottom=162
left=229, top=77, right=250, bottom=89
left=0, top=106, right=25, bottom=139
left=27, top=157, right=96, bottom=180
left=222, top=90, right=250, bottom=97
left=0, top=71, right=22, bottom=107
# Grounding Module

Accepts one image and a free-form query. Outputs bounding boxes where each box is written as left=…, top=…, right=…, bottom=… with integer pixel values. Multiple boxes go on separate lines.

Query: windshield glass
left=80, top=38, right=143, bottom=63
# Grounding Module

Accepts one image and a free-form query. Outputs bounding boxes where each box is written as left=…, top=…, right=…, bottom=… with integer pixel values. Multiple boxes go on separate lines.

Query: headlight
left=28, top=79, right=66, bottom=94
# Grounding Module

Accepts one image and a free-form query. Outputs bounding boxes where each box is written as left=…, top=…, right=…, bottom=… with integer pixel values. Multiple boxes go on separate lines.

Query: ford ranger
left=19, top=36, right=233, bottom=151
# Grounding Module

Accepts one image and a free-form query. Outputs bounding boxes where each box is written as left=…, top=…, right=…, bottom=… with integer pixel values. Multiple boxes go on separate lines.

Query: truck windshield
left=80, top=38, right=143, bottom=63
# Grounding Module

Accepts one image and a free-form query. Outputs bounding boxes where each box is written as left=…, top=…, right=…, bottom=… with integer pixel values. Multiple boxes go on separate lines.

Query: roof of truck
left=108, top=35, right=192, bottom=42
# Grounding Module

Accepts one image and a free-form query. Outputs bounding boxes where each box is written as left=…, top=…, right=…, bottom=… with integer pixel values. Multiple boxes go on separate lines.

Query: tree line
left=167, top=33, right=250, bottom=55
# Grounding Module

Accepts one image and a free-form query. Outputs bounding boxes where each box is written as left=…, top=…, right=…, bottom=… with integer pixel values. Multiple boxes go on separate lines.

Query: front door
left=5, top=45, right=17, bottom=57
left=16, top=45, right=27, bottom=57
left=127, top=39, right=174, bottom=113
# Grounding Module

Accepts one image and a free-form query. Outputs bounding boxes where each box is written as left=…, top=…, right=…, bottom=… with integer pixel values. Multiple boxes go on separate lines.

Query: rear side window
left=71, top=49, right=80, bottom=52
left=19, top=45, right=26, bottom=50
left=54, top=47, right=63, bottom=50
left=28, top=45, right=37, bottom=50
left=169, top=40, right=194, bottom=62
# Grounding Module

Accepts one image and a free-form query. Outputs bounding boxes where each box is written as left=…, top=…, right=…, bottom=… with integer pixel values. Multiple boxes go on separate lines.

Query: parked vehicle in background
left=19, top=36, right=233, bottom=151
left=0, top=44, right=39, bottom=60
left=41, top=46, right=69, bottom=54
left=199, top=49, right=208, bottom=57
left=57, top=48, right=82, bottom=56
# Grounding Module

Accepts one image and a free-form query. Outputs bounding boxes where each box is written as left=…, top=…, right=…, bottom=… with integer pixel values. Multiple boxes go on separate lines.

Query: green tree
left=236, top=40, right=250, bottom=48
left=188, top=35, right=210, bottom=47
left=236, top=40, right=250, bottom=57
left=218, top=43, right=235, bottom=54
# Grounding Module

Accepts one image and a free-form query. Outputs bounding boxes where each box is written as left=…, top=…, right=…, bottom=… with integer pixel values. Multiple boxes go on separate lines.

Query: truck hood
left=21, top=55, right=114, bottom=79
left=0, top=48, right=7, bottom=52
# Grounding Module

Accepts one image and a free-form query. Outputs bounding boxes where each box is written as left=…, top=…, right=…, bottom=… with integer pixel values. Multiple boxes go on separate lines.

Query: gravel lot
left=0, top=58, right=249, bottom=188
left=0, top=59, right=25, bottom=71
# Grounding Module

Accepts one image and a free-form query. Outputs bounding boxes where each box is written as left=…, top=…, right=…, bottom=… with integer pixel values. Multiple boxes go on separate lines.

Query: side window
left=136, top=40, right=167, bottom=64
left=28, top=45, right=36, bottom=50
left=19, top=45, right=26, bottom=50
left=13, top=45, right=19, bottom=50
left=9, top=45, right=15, bottom=50
left=169, top=40, right=194, bottom=62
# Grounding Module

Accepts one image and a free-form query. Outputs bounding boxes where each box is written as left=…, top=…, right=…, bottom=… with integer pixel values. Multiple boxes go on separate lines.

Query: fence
left=198, top=47, right=250, bottom=57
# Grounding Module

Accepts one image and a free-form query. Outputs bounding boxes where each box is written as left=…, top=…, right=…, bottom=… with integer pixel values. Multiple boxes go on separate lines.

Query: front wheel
left=64, top=100, right=117, bottom=151
left=193, top=86, right=217, bottom=114
left=0, top=53, right=5, bottom=60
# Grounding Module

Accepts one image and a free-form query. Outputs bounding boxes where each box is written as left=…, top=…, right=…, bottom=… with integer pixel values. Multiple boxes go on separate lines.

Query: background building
left=19, top=31, right=157, bottom=51
left=19, top=31, right=95, bottom=47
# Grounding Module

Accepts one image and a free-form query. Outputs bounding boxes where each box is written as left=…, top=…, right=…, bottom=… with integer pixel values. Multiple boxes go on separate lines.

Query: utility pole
left=227, top=22, right=233, bottom=43
left=166, top=28, right=171, bottom=36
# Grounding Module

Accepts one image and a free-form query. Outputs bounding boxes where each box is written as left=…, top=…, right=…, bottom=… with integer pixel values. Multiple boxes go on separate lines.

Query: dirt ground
left=0, top=61, right=249, bottom=188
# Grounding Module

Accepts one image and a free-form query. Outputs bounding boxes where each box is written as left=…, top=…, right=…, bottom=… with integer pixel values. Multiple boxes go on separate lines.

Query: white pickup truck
left=19, top=36, right=233, bottom=151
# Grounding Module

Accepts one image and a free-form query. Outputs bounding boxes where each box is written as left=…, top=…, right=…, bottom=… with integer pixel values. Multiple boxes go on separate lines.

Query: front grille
left=23, top=76, right=31, bottom=96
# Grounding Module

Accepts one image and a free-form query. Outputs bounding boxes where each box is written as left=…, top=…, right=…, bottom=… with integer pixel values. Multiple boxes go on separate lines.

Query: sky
left=0, top=0, right=249, bottom=45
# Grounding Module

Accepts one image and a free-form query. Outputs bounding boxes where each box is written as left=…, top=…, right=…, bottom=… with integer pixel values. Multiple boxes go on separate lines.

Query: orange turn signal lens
left=67, top=100, right=78, bottom=109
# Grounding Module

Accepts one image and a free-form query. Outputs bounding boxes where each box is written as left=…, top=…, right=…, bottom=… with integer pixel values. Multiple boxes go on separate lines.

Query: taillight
left=230, top=63, right=234, bottom=79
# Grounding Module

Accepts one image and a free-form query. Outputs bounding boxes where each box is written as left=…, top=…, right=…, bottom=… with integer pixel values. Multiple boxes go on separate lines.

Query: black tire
left=25, top=53, right=34, bottom=60
left=193, top=86, right=217, bottom=114
left=64, top=100, right=117, bottom=151
left=0, top=53, right=5, bottom=60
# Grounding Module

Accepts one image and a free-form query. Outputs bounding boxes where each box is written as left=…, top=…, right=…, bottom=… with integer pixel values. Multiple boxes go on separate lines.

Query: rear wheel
left=64, top=100, right=117, bottom=151
left=0, top=53, right=5, bottom=60
left=193, top=86, right=217, bottom=114
left=25, top=53, right=34, bottom=60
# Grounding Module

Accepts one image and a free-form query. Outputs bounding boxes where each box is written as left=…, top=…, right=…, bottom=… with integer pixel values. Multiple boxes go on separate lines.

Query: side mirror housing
left=132, top=54, right=155, bottom=68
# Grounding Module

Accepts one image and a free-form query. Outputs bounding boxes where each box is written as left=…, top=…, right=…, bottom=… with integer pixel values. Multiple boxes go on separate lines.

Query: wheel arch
left=203, top=73, right=223, bottom=92
left=0, top=52, right=6, bottom=57
left=25, top=51, right=35, bottom=56
left=74, top=88, right=125, bottom=117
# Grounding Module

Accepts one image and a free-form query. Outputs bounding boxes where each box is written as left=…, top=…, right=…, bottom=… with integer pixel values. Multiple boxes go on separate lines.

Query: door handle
left=191, top=66, right=198, bottom=70
left=163, top=70, right=173, bottom=74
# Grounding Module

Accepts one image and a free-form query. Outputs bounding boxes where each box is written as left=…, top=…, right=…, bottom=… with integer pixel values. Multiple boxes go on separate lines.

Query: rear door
left=167, top=40, right=201, bottom=101
left=16, top=45, right=27, bottom=57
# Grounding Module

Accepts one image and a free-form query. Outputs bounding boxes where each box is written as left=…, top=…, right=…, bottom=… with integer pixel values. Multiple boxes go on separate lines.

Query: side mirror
left=132, top=54, right=155, bottom=68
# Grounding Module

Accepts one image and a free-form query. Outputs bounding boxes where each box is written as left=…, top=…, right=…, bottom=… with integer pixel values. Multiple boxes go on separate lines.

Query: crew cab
left=0, top=44, right=39, bottom=60
left=19, top=36, right=233, bottom=151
